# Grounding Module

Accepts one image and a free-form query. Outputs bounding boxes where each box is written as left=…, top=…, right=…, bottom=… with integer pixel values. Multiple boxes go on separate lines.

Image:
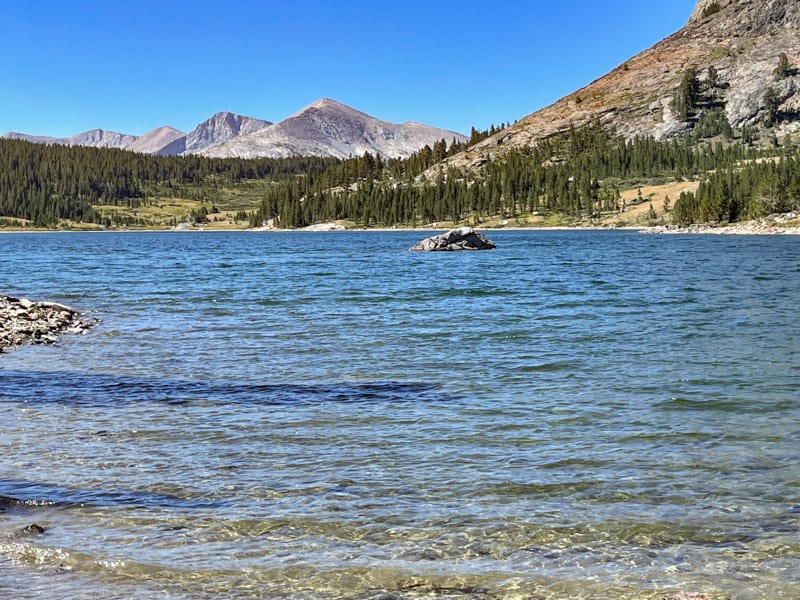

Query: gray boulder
left=409, top=227, right=496, bottom=251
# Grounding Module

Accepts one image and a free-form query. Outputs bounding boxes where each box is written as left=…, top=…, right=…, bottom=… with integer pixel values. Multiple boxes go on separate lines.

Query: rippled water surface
left=1, top=231, right=798, bottom=599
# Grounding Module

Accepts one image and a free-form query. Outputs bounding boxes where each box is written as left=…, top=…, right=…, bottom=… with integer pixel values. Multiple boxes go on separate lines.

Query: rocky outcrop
left=410, top=227, right=496, bottom=251
left=644, top=210, right=800, bottom=234
left=0, top=295, right=95, bottom=353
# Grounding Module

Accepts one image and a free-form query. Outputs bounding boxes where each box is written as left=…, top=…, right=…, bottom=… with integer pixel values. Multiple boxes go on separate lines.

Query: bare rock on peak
left=183, top=112, right=272, bottom=154
left=203, top=98, right=467, bottom=160
left=126, top=126, right=186, bottom=156
left=66, top=129, right=136, bottom=149
left=2, top=129, right=134, bottom=149
left=1, top=132, right=60, bottom=144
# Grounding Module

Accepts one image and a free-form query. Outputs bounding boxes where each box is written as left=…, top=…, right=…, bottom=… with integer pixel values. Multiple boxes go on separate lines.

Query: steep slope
left=183, top=112, right=272, bottom=154
left=202, top=98, right=467, bottom=159
left=443, top=0, right=800, bottom=172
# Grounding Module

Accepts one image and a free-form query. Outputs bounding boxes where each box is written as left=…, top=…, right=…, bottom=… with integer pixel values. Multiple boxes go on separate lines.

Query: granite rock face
left=409, top=227, right=496, bottom=251
left=0, top=295, right=95, bottom=352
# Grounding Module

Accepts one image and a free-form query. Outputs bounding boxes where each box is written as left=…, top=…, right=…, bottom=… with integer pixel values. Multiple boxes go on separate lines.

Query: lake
left=1, top=230, right=798, bottom=599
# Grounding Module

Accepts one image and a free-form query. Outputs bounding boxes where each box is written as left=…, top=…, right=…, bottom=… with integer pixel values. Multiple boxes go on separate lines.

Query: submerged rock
left=12, top=523, right=46, bottom=538
left=409, top=227, right=496, bottom=251
left=0, top=295, right=95, bottom=353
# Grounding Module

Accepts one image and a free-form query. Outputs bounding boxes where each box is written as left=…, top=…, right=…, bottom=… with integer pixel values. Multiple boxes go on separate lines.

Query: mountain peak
left=67, top=129, right=136, bottom=149
left=300, top=98, right=372, bottom=120
left=183, top=112, right=272, bottom=154
left=310, top=98, right=341, bottom=109
left=126, top=126, right=186, bottom=156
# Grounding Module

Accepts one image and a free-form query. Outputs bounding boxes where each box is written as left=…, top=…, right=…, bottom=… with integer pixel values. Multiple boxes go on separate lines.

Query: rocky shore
left=0, top=295, right=95, bottom=353
left=644, top=212, right=800, bottom=235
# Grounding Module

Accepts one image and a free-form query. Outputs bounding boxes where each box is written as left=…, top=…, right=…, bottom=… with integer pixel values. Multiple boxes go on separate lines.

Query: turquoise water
left=0, top=230, right=798, bottom=599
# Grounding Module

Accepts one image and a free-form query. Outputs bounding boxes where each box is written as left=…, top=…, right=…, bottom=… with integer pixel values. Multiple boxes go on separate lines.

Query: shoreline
left=1, top=214, right=799, bottom=235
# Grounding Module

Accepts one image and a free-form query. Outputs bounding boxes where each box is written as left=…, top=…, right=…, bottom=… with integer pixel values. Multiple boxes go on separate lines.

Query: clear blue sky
left=1, top=1, right=697, bottom=137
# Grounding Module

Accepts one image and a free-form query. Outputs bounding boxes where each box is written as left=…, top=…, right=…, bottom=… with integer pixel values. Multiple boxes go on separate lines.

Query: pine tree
left=775, top=53, right=791, bottom=79
left=763, top=86, right=781, bottom=126
left=673, top=67, right=701, bottom=121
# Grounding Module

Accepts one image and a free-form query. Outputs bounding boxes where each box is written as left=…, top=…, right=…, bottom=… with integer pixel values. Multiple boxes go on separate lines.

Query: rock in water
left=12, top=523, right=46, bottom=538
left=409, top=227, right=496, bottom=251
left=0, top=295, right=95, bottom=353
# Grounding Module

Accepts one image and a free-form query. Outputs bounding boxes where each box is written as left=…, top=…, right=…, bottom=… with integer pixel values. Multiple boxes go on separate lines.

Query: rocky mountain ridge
left=202, top=98, right=466, bottom=160
left=440, top=0, right=800, bottom=173
left=3, top=129, right=137, bottom=149
left=2, top=101, right=465, bottom=160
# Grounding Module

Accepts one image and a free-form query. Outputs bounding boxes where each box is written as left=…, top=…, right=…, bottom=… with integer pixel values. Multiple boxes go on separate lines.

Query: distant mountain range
left=2, top=99, right=466, bottom=159
left=202, top=99, right=465, bottom=159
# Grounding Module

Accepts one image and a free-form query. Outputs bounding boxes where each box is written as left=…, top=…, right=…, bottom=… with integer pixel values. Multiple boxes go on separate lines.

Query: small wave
left=518, top=360, right=582, bottom=373
left=657, top=396, right=795, bottom=413
left=485, top=480, right=597, bottom=497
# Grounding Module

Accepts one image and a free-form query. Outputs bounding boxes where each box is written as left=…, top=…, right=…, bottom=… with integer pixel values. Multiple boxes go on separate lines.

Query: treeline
left=249, top=124, right=775, bottom=228
left=0, top=139, right=337, bottom=225
left=673, top=155, right=800, bottom=224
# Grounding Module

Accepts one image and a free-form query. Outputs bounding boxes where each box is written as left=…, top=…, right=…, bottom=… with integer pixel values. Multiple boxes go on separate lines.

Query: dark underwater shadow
left=0, top=370, right=442, bottom=408
left=0, top=479, right=226, bottom=512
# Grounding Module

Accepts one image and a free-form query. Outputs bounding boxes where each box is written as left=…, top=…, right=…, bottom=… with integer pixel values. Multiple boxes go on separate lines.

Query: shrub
left=701, top=2, right=722, bottom=18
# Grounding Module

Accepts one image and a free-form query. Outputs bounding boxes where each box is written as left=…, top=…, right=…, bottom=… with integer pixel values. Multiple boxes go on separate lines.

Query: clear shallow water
left=0, top=230, right=798, bottom=599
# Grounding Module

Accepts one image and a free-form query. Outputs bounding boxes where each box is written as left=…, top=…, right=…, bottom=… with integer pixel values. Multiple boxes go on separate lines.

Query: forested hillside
left=1, top=123, right=799, bottom=230
left=0, top=139, right=336, bottom=227
left=248, top=124, right=799, bottom=228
